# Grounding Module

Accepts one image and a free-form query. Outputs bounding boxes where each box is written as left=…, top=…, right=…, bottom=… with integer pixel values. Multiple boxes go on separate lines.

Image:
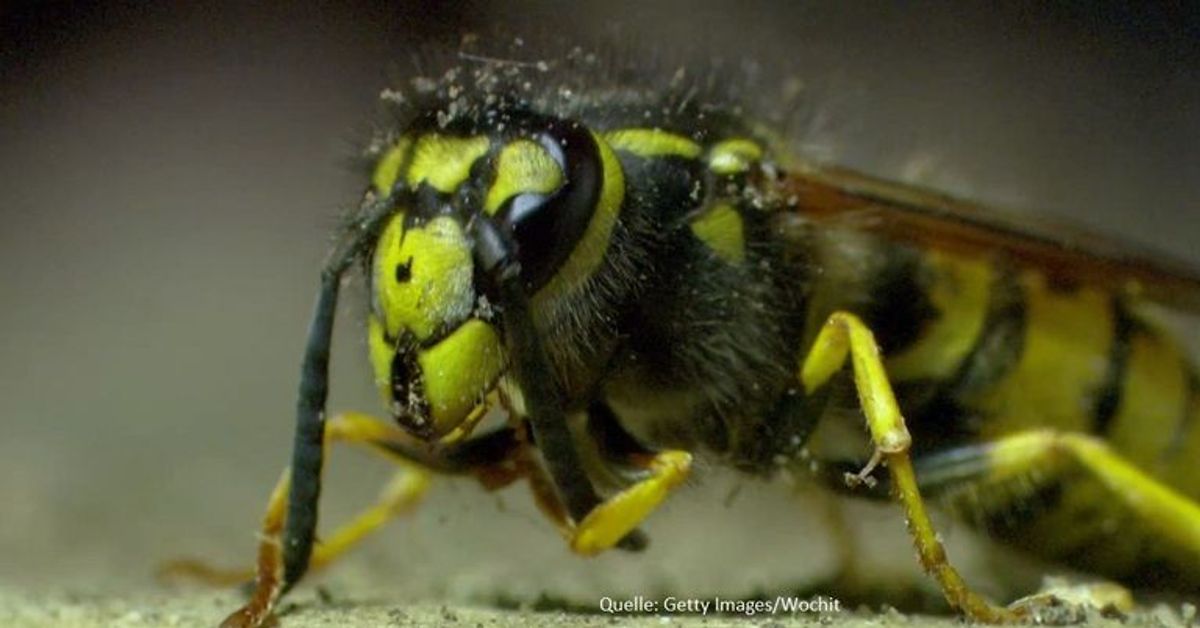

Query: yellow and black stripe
left=830, top=241, right=1200, bottom=587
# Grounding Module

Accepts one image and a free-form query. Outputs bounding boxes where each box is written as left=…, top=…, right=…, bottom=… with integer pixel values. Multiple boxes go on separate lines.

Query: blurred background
left=1, top=0, right=1198, bottom=613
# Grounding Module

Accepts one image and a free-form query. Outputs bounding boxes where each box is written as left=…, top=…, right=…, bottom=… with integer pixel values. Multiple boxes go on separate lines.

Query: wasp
left=170, top=47, right=1200, bottom=627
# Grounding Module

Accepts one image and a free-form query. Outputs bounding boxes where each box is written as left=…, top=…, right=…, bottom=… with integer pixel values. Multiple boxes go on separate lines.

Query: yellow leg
left=916, top=428, right=1200, bottom=616
left=983, top=429, right=1200, bottom=561
left=218, top=413, right=434, bottom=628
left=220, top=469, right=290, bottom=628
left=309, top=467, right=429, bottom=571
left=800, top=311, right=1019, bottom=622
left=160, top=469, right=291, bottom=589
left=162, top=413, right=431, bottom=589
left=568, top=450, right=692, bottom=556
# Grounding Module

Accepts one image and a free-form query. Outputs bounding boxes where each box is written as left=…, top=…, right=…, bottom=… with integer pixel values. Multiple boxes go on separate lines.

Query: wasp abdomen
left=835, top=235, right=1200, bottom=589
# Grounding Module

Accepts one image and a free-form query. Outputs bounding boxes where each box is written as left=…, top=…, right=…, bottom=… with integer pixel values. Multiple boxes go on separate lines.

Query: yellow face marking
left=602, top=128, right=702, bottom=159
left=972, top=272, right=1113, bottom=436
left=367, top=315, right=394, bottom=399
left=706, top=138, right=763, bottom=175
left=887, top=251, right=993, bottom=381
left=368, top=316, right=505, bottom=437
left=532, top=132, right=625, bottom=306
left=372, top=212, right=473, bottom=342
left=415, top=319, right=505, bottom=437
left=371, top=136, right=412, bottom=194
left=484, top=139, right=563, bottom=214
left=404, top=134, right=490, bottom=193
left=688, top=202, right=745, bottom=265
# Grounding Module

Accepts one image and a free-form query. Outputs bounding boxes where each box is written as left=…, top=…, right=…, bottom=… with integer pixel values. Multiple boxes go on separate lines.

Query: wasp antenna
left=280, top=271, right=337, bottom=592
left=281, top=194, right=401, bottom=592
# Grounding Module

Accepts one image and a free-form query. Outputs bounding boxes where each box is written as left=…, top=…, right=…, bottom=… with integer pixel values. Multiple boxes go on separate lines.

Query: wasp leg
left=172, top=468, right=431, bottom=597
left=166, top=412, right=524, bottom=628
left=917, top=429, right=1200, bottom=606
left=952, top=430, right=1200, bottom=552
left=305, top=417, right=435, bottom=574
left=799, top=311, right=1019, bottom=622
left=220, top=468, right=291, bottom=628
left=568, top=450, right=692, bottom=556
left=163, top=413, right=439, bottom=586
left=160, top=467, right=293, bottom=589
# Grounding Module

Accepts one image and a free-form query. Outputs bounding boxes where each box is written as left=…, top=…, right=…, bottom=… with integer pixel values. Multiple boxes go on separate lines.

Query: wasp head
left=364, top=105, right=614, bottom=441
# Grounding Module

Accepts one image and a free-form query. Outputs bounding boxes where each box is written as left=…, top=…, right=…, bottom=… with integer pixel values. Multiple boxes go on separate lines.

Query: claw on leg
left=843, top=448, right=883, bottom=489
left=800, top=311, right=1020, bottom=622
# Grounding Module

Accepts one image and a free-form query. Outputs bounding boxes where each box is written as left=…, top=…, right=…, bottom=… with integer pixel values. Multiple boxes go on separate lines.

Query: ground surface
left=1, top=587, right=1195, bottom=628
left=1, top=469, right=1196, bottom=628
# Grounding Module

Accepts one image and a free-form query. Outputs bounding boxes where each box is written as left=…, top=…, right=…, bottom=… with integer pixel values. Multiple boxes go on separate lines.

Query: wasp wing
left=780, top=163, right=1200, bottom=315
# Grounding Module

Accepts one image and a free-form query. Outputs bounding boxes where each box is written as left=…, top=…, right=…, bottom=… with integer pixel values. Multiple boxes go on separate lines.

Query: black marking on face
left=395, top=256, right=414, bottom=283
left=388, top=333, right=432, bottom=438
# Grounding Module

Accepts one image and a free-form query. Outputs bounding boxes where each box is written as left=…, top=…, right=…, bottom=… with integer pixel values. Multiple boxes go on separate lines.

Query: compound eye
left=493, top=122, right=603, bottom=292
